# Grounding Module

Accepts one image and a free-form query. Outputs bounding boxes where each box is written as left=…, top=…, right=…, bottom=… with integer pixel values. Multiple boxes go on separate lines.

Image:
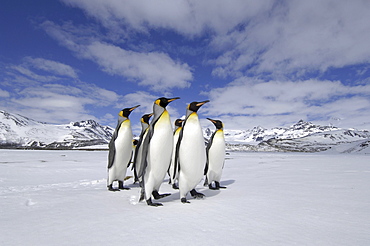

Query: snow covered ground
left=1, top=149, right=369, bottom=245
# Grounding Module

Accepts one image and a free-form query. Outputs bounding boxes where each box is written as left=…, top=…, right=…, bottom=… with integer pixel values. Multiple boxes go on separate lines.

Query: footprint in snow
left=25, top=199, right=37, bottom=206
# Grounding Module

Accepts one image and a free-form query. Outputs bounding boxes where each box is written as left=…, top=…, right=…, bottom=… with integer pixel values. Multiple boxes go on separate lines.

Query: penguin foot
left=118, top=181, right=130, bottom=190
left=209, top=184, right=219, bottom=190
left=190, top=189, right=205, bottom=199
left=172, top=183, right=179, bottom=190
left=215, top=181, right=227, bottom=189
left=139, top=189, right=145, bottom=202
left=108, top=185, right=120, bottom=192
left=181, top=197, right=190, bottom=204
left=146, top=198, right=163, bottom=207
left=152, top=190, right=171, bottom=200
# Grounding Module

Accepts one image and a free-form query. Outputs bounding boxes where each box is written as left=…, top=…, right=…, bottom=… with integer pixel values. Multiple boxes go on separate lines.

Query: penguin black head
left=207, top=118, right=223, bottom=130
left=155, top=97, right=180, bottom=108
left=119, top=105, right=140, bottom=118
left=141, top=113, right=153, bottom=124
left=174, top=119, right=184, bottom=127
left=187, top=100, right=210, bottom=113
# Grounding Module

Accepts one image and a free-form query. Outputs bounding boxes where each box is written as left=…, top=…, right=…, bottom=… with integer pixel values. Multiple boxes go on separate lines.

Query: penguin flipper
left=127, top=150, right=133, bottom=168
left=132, top=129, right=146, bottom=171
left=204, top=132, right=215, bottom=175
left=136, top=127, right=152, bottom=179
left=173, top=125, right=184, bottom=179
left=107, top=121, right=121, bottom=169
left=107, top=141, right=116, bottom=169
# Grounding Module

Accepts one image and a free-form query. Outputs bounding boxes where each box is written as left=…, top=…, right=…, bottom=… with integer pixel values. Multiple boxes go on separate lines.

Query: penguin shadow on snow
left=155, top=179, right=235, bottom=204
left=218, top=179, right=235, bottom=187
left=200, top=180, right=235, bottom=198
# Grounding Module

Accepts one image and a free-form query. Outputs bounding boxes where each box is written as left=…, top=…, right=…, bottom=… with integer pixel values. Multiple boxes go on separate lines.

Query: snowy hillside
left=214, top=120, right=347, bottom=144
left=1, top=150, right=369, bottom=245
left=2, top=109, right=370, bottom=153
left=203, top=120, right=370, bottom=153
left=0, top=110, right=114, bottom=149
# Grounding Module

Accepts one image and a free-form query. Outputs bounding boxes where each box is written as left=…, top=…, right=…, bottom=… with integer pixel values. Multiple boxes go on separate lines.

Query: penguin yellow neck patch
left=161, top=110, right=170, bottom=120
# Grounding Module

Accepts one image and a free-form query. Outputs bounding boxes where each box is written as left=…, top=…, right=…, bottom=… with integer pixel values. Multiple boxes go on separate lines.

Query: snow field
left=1, top=150, right=369, bottom=245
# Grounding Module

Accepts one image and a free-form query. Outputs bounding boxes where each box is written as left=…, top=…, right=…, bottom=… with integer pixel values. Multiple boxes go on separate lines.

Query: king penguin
left=175, top=100, right=209, bottom=203
left=107, top=105, right=140, bottom=191
left=132, top=113, right=153, bottom=184
left=204, top=118, right=226, bottom=190
left=168, top=119, right=184, bottom=190
left=140, top=97, right=180, bottom=206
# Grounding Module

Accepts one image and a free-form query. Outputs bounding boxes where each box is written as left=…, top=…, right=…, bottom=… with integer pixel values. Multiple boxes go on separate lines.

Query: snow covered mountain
left=204, top=120, right=370, bottom=153
left=211, top=120, right=340, bottom=144
left=1, top=109, right=370, bottom=153
left=0, top=110, right=114, bottom=149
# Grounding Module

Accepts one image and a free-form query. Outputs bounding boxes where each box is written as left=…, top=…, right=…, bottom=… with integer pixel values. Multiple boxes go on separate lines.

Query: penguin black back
left=204, top=118, right=223, bottom=175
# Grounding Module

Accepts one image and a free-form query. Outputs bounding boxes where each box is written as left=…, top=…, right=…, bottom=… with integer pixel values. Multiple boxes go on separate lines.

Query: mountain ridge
left=1, top=110, right=370, bottom=153
left=0, top=110, right=114, bottom=149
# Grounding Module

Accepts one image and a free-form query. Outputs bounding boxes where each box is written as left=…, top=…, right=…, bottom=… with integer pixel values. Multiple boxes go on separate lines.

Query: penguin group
left=107, top=97, right=226, bottom=206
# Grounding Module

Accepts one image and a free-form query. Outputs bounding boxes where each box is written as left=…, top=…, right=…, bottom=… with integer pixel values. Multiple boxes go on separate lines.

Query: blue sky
left=1, top=0, right=370, bottom=134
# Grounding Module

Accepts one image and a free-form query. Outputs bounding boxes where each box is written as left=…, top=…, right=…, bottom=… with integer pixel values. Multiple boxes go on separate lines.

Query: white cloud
left=1, top=60, right=122, bottom=124
left=210, top=0, right=370, bottom=77
left=203, top=77, right=370, bottom=130
left=10, top=65, right=59, bottom=83
left=7, top=82, right=122, bottom=124
left=61, top=0, right=272, bottom=36
left=4, top=57, right=79, bottom=88
left=41, top=21, right=193, bottom=91
left=60, top=0, right=370, bottom=79
left=10, top=86, right=93, bottom=123
left=0, top=89, right=10, bottom=98
left=76, top=82, right=120, bottom=107
left=24, top=57, right=78, bottom=78
left=99, top=113, right=115, bottom=126
left=85, top=42, right=192, bottom=91
left=119, top=91, right=156, bottom=114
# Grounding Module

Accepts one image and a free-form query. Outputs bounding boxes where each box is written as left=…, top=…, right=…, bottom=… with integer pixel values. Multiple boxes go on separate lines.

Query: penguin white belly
left=144, top=111, right=173, bottom=197
left=109, top=121, right=132, bottom=181
left=207, top=131, right=225, bottom=182
left=179, top=114, right=206, bottom=197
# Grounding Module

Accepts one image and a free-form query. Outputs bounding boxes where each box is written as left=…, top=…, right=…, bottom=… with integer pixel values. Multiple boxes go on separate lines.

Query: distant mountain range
left=0, top=110, right=114, bottom=149
left=203, top=119, right=370, bottom=153
left=1, top=110, right=370, bottom=153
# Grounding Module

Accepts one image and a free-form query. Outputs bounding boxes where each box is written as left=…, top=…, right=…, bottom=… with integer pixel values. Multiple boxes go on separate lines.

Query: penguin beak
left=129, top=105, right=140, bottom=111
left=148, top=113, right=153, bottom=117
left=196, top=100, right=210, bottom=107
left=167, top=97, right=180, bottom=103
left=207, top=118, right=216, bottom=124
